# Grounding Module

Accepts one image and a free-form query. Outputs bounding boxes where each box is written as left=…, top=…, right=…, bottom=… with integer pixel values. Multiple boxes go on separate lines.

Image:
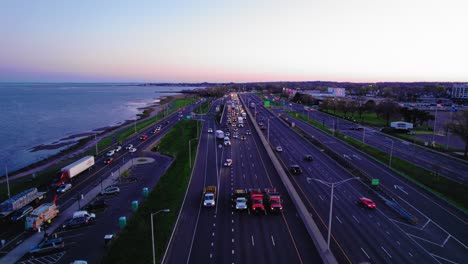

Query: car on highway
left=100, top=185, right=120, bottom=196
left=156, top=125, right=162, bottom=131
left=358, top=197, right=377, bottom=209
left=235, top=197, right=248, bottom=210
left=106, top=150, right=115, bottom=157
left=224, top=159, right=233, bottom=167
left=226, top=131, right=230, bottom=137
left=128, top=147, right=137, bottom=153
left=114, top=146, right=122, bottom=152
left=104, top=158, right=114, bottom=164
left=57, top=183, right=72, bottom=193
left=276, top=146, right=283, bottom=152
left=208, top=128, right=213, bottom=133
left=29, top=237, right=65, bottom=256
left=289, top=165, right=302, bottom=175
left=11, top=205, right=34, bottom=222
left=84, top=199, right=108, bottom=211
left=240, top=135, right=246, bottom=140
left=233, top=133, right=238, bottom=138
left=61, top=216, right=94, bottom=230
left=139, top=135, right=149, bottom=141
left=304, top=155, right=314, bottom=161
left=246, top=130, right=251, bottom=135
left=125, top=144, right=133, bottom=150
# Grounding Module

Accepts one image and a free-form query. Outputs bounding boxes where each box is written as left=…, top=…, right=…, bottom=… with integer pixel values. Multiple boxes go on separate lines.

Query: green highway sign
left=371, top=178, right=380, bottom=186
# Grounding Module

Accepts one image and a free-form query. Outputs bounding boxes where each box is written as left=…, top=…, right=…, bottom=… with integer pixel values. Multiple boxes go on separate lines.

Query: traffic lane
left=292, top=116, right=468, bottom=237
left=276, top=116, right=462, bottom=262
left=265, top=116, right=436, bottom=263
left=163, top=119, right=211, bottom=264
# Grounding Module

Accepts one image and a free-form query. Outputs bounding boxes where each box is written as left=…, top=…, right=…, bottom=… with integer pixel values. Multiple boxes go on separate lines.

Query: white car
left=125, top=144, right=133, bottom=150
left=57, top=183, right=72, bottom=193
left=114, top=146, right=122, bottom=152
left=106, top=150, right=115, bottom=157
left=208, top=128, right=213, bottom=133
left=235, top=197, right=248, bottom=210
left=128, top=147, right=137, bottom=153
left=100, top=186, right=120, bottom=195
left=224, top=159, right=233, bottom=167
left=276, top=146, right=283, bottom=152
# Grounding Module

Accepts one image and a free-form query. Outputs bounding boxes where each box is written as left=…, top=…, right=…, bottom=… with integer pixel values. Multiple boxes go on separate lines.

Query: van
left=73, top=210, right=96, bottom=220
left=11, top=206, right=33, bottom=222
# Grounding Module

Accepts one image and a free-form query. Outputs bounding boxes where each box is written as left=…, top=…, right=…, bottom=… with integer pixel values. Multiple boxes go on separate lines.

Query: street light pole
left=5, top=163, right=10, bottom=198
left=95, top=134, right=99, bottom=156
left=312, top=177, right=360, bottom=250
left=151, top=209, right=170, bottom=264
left=189, top=138, right=198, bottom=169
left=388, top=139, right=394, bottom=168
left=267, top=118, right=270, bottom=144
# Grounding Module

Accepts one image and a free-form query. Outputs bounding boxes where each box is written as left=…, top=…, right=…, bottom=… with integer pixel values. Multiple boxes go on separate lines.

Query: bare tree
left=446, top=110, right=468, bottom=157
left=376, top=100, right=399, bottom=126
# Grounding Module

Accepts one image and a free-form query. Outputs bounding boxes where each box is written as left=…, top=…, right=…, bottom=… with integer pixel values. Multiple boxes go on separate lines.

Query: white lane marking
left=381, top=246, right=392, bottom=258
left=210, top=253, right=213, bottom=259
left=212, top=232, right=215, bottom=237
left=353, top=154, right=362, bottom=160
left=361, top=247, right=370, bottom=259
left=211, top=242, right=214, bottom=247
left=232, top=249, right=235, bottom=255
left=243, top=174, right=245, bottom=179
left=213, top=223, right=216, bottom=227
left=422, top=219, right=430, bottom=229
left=409, top=252, right=413, bottom=257
left=396, top=241, right=400, bottom=245
left=335, top=196, right=339, bottom=201
left=232, top=228, right=234, bottom=232
left=352, top=215, right=360, bottom=224
left=251, top=235, right=255, bottom=246
left=386, top=231, right=390, bottom=235
left=271, top=235, right=276, bottom=246
left=336, top=216, right=342, bottom=224
left=318, top=195, right=324, bottom=201
left=442, top=235, right=451, bottom=247
left=232, top=219, right=234, bottom=223
left=232, top=238, right=234, bottom=243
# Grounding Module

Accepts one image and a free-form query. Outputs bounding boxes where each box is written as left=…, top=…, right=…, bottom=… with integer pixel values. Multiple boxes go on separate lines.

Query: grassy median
left=286, top=112, right=467, bottom=210
left=101, top=119, right=199, bottom=264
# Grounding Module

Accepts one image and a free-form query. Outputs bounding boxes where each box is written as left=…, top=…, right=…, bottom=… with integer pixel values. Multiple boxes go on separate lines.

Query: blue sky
left=1, top=0, right=467, bottom=82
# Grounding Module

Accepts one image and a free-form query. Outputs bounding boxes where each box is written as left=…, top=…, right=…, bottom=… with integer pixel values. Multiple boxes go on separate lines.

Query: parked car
left=125, top=144, right=133, bottom=150
left=106, top=150, right=115, bottom=157
left=276, top=146, right=283, bottom=152
left=104, top=158, right=113, bottom=164
left=57, top=183, right=72, bottom=193
left=304, top=155, right=313, bottom=161
left=100, top=186, right=120, bottom=196
left=358, top=197, right=377, bottom=209
left=61, top=216, right=94, bottom=230
left=289, top=165, right=302, bottom=175
left=11, top=206, right=34, bottom=222
left=114, top=146, right=122, bottom=152
left=29, top=238, right=65, bottom=256
left=84, top=199, right=108, bottom=211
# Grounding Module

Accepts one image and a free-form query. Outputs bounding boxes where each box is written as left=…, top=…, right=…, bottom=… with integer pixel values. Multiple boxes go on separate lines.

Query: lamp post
left=387, top=139, right=394, bottom=168
left=312, top=177, right=360, bottom=250
left=189, top=138, right=198, bottom=169
left=95, top=134, right=99, bottom=156
left=5, top=163, right=10, bottom=198
left=151, top=209, right=170, bottom=264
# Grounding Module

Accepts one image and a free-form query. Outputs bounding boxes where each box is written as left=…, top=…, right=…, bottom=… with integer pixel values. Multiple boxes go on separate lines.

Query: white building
left=327, top=87, right=346, bottom=97
left=452, top=84, right=468, bottom=99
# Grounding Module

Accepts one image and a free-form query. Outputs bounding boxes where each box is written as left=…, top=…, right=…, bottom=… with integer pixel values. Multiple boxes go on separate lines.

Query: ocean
left=0, top=83, right=198, bottom=173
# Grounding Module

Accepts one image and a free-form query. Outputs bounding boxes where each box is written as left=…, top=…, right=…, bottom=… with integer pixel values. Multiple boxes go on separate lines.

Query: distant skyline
left=1, top=0, right=467, bottom=83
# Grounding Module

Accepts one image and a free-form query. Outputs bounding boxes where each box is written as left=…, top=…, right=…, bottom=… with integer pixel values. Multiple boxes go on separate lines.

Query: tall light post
left=387, top=139, right=394, bottom=168
left=5, top=162, right=10, bottom=198
left=189, top=137, right=198, bottom=169
left=151, top=209, right=170, bottom=264
left=95, top=134, right=99, bottom=156
left=312, top=177, right=360, bottom=250
left=134, top=118, right=137, bottom=134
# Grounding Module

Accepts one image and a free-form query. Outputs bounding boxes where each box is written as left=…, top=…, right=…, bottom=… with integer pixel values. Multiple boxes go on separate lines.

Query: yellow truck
left=203, top=186, right=216, bottom=207
left=25, top=203, right=59, bottom=231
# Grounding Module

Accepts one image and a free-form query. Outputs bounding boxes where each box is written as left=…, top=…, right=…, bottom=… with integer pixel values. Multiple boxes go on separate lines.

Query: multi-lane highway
left=163, top=98, right=321, bottom=264
left=243, top=93, right=467, bottom=264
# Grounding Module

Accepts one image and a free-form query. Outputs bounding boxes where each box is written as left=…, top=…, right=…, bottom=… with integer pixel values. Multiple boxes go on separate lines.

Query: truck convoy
left=233, top=189, right=248, bottom=210
left=215, top=130, right=225, bottom=140
left=248, top=189, right=265, bottom=213
left=57, top=156, right=95, bottom=185
left=0, top=188, right=47, bottom=220
left=25, top=203, right=59, bottom=231
left=203, top=186, right=217, bottom=207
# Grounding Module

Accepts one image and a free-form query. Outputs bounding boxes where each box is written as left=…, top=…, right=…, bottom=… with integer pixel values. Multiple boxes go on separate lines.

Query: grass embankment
left=323, top=109, right=387, bottom=127
left=101, top=120, right=199, bottom=264
left=286, top=111, right=468, bottom=210
left=196, top=100, right=210, bottom=114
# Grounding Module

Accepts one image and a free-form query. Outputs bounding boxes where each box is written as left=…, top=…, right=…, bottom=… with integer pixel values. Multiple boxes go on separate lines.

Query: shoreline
left=2, top=95, right=179, bottom=179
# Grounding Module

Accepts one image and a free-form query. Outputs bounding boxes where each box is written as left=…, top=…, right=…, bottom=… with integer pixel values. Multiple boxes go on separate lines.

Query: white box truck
left=215, top=130, right=225, bottom=140
left=237, top=117, right=244, bottom=127
left=57, top=156, right=95, bottom=185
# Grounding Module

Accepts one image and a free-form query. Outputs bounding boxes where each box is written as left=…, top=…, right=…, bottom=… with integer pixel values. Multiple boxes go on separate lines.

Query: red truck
left=264, top=189, right=283, bottom=213
left=248, top=189, right=265, bottom=213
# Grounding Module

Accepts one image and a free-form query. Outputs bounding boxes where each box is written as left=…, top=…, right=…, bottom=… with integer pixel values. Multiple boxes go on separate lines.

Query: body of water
left=0, top=83, right=198, bottom=173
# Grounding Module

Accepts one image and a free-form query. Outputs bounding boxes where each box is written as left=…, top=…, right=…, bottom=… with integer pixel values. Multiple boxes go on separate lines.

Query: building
left=451, top=84, right=468, bottom=99
left=327, top=87, right=346, bottom=97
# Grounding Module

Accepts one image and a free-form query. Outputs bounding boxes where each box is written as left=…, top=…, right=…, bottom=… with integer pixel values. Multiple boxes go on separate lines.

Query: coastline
left=2, top=95, right=179, bottom=180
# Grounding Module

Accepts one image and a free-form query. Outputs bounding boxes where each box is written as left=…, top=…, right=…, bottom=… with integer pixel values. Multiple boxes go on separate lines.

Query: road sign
left=371, top=178, right=380, bottom=186
left=264, top=101, right=270, bottom=107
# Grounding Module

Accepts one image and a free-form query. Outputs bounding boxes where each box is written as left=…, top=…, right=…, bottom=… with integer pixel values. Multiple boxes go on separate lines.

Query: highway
left=164, top=98, right=321, bottom=264
left=242, top=94, right=467, bottom=263
left=0, top=101, right=202, bottom=260
left=285, top=102, right=468, bottom=185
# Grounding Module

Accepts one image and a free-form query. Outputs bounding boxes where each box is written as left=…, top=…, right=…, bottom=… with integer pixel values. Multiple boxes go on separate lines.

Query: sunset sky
left=1, top=0, right=467, bottom=83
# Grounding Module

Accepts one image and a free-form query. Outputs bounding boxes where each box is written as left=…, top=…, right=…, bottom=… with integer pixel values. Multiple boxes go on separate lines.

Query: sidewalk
left=1, top=158, right=154, bottom=263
